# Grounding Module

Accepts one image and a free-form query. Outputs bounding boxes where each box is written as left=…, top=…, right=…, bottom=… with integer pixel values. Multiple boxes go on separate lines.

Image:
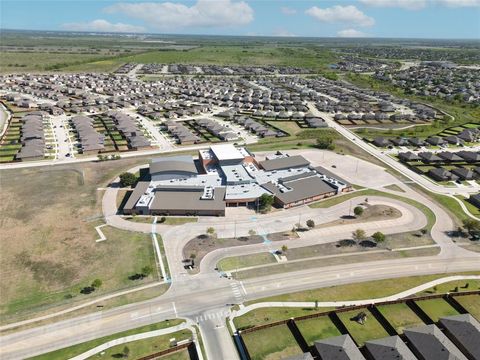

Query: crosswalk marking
left=195, top=309, right=231, bottom=323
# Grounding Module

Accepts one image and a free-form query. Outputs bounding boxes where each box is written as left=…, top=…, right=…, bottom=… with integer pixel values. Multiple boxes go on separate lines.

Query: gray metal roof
left=150, top=186, right=225, bottom=212
left=123, top=181, right=150, bottom=211
left=365, top=336, right=417, bottom=360
left=404, top=324, right=468, bottom=360
left=263, top=175, right=336, bottom=205
left=259, top=155, right=311, bottom=171
left=314, top=334, right=365, bottom=360
left=439, top=314, right=480, bottom=360
left=150, top=156, right=198, bottom=175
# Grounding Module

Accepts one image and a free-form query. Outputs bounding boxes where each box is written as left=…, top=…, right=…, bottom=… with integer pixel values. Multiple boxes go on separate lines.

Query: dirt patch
left=315, top=204, right=402, bottom=229
left=0, top=156, right=161, bottom=322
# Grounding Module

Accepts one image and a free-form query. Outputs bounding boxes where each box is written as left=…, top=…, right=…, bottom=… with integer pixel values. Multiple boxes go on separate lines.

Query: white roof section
left=210, top=144, right=245, bottom=162
left=225, top=183, right=271, bottom=200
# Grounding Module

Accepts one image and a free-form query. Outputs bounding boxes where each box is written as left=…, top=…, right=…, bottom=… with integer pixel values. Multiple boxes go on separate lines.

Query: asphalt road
left=1, top=142, right=479, bottom=358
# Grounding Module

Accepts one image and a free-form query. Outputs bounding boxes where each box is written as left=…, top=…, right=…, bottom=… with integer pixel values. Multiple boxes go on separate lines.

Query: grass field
left=61, top=45, right=338, bottom=73
left=30, top=319, right=184, bottom=360
left=296, top=317, right=341, bottom=346
left=218, top=253, right=276, bottom=272
left=415, top=298, right=459, bottom=322
left=246, top=272, right=480, bottom=305
left=337, top=309, right=389, bottom=346
left=242, top=325, right=301, bottom=360
left=455, top=295, right=480, bottom=321
left=89, top=329, right=192, bottom=359
left=0, top=156, right=167, bottom=322
left=234, top=307, right=334, bottom=331
left=234, top=248, right=439, bottom=280
left=0, top=52, right=119, bottom=73
left=377, top=303, right=424, bottom=333
left=417, top=279, right=480, bottom=296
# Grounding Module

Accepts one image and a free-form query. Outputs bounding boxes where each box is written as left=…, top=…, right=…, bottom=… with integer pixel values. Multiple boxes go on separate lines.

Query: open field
left=62, top=45, right=338, bottom=73
left=0, top=52, right=116, bottom=73
left=242, top=325, right=301, bottom=360
left=89, top=329, right=192, bottom=359
left=30, top=319, right=184, bottom=360
left=337, top=309, right=389, bottom=345
left=296, top=317, right=341, bottom=346
left=0, top=156, right=166, bottom=322
left=455, top=295, right=480, bottom=321
left=377, top=303, right=424, bottom=333
left=234, top=307, right=334, bottom=331
left=246, top=272, right=480, bottom=305
left=415, top=298, right=459, bottom=322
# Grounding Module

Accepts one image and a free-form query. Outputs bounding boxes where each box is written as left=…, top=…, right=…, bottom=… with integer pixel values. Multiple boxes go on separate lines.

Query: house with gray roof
left=451, top=167, right=476, bottom=180
left=439, top=314, right=480, bottom=360
left=365, top=335, right=417, bottom=360
left=403, top=324, right=468, bottom=360
left=314, top=334, right=365, bottom=360
left=428, top=167, right=458, bottom=182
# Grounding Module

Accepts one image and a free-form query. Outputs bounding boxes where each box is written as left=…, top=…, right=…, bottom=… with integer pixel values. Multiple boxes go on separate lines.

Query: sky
left=1, top=0, right=480, bottom=39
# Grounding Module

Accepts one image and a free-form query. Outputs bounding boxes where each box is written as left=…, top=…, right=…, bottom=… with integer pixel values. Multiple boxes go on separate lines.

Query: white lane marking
left=240, top=281, right=248, bottom=295
left=172, top=302, right=177, bottom=317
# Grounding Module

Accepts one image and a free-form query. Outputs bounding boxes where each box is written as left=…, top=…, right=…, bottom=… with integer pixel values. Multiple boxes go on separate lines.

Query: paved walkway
left=233, top=275, right=480, bottom=318
left=70, top=319, right=203, bottom=360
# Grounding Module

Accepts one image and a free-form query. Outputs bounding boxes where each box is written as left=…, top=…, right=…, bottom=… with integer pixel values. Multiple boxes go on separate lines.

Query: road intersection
left=1, top=145, right=479, bottom=360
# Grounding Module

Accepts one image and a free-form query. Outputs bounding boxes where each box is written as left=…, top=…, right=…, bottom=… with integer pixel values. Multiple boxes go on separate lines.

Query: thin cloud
left=272, top=28, right=296, bottom=37
left=306, top=5, right=375, bottom=27
left=337, top=28, right=368, bottom=37
left=61, top=19, right=145, bottom=33
left=359, top=0, right=427, bottom=10
left=280, top=6, right=297, bottom=15
left=104, top=0, right=254, bottom=30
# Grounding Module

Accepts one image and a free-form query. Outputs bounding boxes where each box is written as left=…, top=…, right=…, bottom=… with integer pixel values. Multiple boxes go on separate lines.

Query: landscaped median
left=30, top=319, right=192, bottom=360
left=309, top=188, right=436, bottom=230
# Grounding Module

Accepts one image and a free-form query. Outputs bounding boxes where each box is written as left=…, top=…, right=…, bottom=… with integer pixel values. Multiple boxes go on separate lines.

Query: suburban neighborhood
left=0, top=3, right=479, bottom=360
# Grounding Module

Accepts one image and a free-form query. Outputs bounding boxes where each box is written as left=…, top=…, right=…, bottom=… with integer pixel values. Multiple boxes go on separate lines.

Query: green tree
left=123, top=346, right=130, bottom=358
left=306, top=219, right=315, bottom=228
left=353, top=206, right=364, bottom=217
left=315, top=137, right=335, bottom=150
left=248, top=229, right=256, bottom=236
left=258, top=194, right=274, bottom=212
left=119, top=172, right=137, bottom=187
left=372, top=231, right=386, bottom=243
left=91, top=278, right=102, bottom=288
left=281, top=245, right=288, bottom=253
left=352, top=229, right=366, bottom=242
left=206, top=227, right=215, bottom=236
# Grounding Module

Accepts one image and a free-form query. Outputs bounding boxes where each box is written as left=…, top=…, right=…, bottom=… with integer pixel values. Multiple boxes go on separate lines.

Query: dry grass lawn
left=0, top=157, right=160, bottom=322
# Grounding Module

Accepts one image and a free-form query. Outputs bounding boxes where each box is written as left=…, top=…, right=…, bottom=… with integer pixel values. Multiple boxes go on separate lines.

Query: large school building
left=123, top=144, right=351, bottom=216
